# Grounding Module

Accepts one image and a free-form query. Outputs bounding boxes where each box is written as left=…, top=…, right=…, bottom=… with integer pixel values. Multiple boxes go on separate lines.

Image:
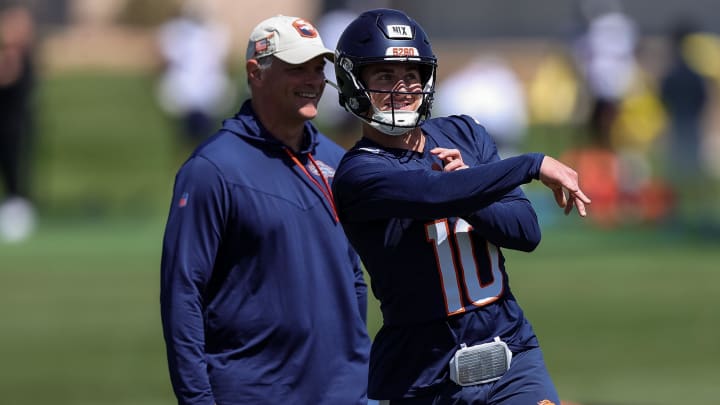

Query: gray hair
left=246, top=56, right=274, bottom=92
left=256, top=56, right=273, bottom=71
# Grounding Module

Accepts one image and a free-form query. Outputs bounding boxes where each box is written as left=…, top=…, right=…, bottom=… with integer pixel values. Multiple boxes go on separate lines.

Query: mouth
left=383, top=101, right=417, bottom=111
left=296, top=91, right=319, bottom=100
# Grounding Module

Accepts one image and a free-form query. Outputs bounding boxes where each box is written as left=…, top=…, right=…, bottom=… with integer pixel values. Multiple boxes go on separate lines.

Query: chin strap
left=369, top=109, right=419, bottom=136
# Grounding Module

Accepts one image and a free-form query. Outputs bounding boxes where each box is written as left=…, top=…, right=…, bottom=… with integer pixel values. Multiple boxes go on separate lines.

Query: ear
left=246, top=59, right=263, bottom=85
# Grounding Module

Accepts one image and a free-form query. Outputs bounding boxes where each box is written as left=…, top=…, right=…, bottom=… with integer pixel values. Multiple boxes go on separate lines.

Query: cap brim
left=274, top=46, right=334, bottom=64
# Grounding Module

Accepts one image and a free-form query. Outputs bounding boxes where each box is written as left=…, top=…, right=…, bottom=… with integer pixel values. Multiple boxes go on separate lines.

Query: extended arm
left=432, top=141, right=590, bottom=219
left=432, top=147, right=540, bottom=251
left=334, top=152, right=545, bottom=222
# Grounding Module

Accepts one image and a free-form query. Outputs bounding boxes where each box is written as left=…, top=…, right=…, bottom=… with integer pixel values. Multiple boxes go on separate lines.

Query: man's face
left=360, top=63, right=423, bottom=115
left=261, top=55, right=327, bottom=122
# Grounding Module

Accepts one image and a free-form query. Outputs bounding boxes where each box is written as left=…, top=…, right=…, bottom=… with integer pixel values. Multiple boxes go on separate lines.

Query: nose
left=393, top=80, right=410, bottom=91
left=393, top=80, right=421, bottom=93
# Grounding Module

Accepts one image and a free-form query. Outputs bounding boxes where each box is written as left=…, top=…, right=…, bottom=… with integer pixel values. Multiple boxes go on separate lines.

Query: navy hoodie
left=160, top=100, right=371, bottom=405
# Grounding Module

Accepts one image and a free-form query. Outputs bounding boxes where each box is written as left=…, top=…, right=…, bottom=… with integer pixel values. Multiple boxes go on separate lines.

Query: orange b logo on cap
left=292, top=19, right=318, bottom=38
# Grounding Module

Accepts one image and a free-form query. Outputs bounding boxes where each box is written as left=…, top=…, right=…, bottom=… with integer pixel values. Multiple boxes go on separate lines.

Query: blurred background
left=0, top=0, right=718, bottom=404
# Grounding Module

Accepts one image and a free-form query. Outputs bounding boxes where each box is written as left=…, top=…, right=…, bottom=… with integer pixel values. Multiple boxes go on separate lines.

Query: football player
left=331, top=8, right=590, bottom=405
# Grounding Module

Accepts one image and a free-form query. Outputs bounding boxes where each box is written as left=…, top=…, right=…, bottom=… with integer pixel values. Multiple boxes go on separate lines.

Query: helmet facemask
left=333, top=9, right=438, bottom=136
left=339, top=58, right=436, bottom=136
left=367, top=66, right=435, bottom=136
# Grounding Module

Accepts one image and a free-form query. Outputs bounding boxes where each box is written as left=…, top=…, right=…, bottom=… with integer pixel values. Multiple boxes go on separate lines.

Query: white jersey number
left=425, top=218, right=504, bottom=315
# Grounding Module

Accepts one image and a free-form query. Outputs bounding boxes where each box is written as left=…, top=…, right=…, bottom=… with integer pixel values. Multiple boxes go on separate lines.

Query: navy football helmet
left=334, top=9, right=437, bottom=135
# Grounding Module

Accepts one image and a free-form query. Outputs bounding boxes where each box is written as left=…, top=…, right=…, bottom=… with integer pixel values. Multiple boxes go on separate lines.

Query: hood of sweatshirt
left=219, top=99, right=320, bottom=155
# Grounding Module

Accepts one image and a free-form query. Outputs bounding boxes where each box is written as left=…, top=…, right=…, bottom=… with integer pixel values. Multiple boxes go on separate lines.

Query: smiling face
left=360, top=62, right=423, bottom=115
left=250, top=55, right=327, bottom=125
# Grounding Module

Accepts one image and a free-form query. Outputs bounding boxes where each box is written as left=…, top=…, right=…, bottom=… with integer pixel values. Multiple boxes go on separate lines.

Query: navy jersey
left=332, top=115, right=545, bottom=399
left=160, top=100, right=371, bottom=405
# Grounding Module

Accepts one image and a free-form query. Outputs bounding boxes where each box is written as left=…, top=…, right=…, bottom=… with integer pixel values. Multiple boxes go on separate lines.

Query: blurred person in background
left=332, top=8, right=590, bottom=404
left=156, top=0, right=236, bottom=151
left=573, top=0, right=639, bottom=149
left=0, top=3, right=36, bottom=243
left=160, top=14, right=370, bottom=405
left=434, top=55, right=529, bottom=158
left=567, top=0, right=672, bottom=226
left=660, top=21, right=709, bottom=189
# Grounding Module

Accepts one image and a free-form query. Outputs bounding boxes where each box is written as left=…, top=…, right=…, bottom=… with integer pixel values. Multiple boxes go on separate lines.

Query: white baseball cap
left=246, top=15, right=334, bottom=64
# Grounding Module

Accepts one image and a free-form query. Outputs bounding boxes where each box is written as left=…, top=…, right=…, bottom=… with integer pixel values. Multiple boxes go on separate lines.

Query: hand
left=539, top=156, right=591, bottom=217
left=430, top=147, right=469, bottom=172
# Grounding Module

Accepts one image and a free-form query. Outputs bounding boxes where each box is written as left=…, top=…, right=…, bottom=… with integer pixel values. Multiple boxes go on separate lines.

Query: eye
left=405, top=71, right=421, bottom=82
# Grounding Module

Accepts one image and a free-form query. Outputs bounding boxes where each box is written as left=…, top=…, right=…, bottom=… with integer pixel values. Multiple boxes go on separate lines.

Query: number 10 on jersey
left=425, top=218, right=504, bottom=316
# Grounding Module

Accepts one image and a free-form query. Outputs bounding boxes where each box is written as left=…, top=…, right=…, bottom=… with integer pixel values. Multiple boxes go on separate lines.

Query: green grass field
left=1, top=71, right=719, bottom=404
left=2, top=219, right=719, bottom=404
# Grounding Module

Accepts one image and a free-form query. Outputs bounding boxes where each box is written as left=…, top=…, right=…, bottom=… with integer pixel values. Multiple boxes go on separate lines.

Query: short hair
left=246, top=56, right=274, bottom=93
left=256, top=56, right=273, bottom=71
